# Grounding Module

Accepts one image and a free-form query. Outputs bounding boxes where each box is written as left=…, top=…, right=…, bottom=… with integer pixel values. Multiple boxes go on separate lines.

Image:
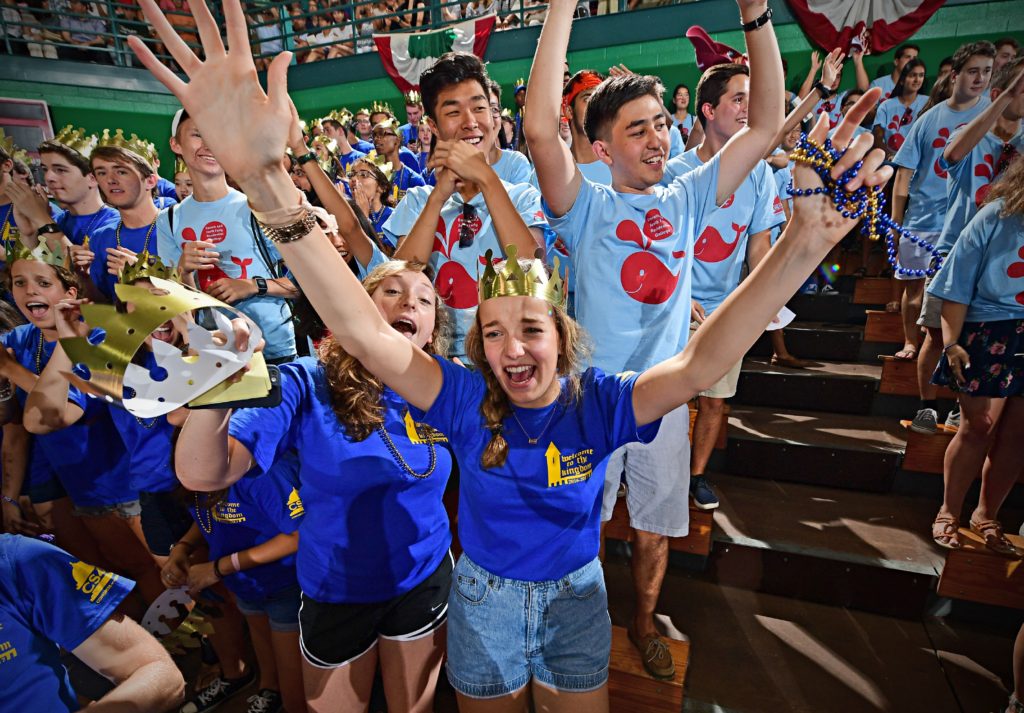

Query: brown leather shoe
left=628, top=628, right=675, bottom=680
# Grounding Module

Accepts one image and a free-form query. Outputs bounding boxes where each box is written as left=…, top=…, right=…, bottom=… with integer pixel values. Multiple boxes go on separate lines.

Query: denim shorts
left=446, top=553, right=610, bottom=698
left=72, top=500, right=142, bottom=518
left=235, top=584, right=302, bottom=632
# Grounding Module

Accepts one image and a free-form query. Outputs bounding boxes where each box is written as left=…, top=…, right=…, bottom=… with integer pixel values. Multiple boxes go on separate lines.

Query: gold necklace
left=33, top=331, right=45, bottom=374
left=376, top=418, right=437, bottom=479
left=194, top=492, right=214, bottom=534
left=115, top=216, right=157, bottom=253
left=511, top=403, right=560, bottom=446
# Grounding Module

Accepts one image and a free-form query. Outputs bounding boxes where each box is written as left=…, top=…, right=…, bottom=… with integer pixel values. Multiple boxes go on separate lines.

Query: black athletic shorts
left=139, top=489, right=194, bottom=556
left=299, top=550, right=453, bottom=668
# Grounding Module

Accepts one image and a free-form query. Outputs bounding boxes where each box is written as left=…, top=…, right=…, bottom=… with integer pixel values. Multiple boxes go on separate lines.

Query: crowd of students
left=0, top=0, right=1022, bottom=711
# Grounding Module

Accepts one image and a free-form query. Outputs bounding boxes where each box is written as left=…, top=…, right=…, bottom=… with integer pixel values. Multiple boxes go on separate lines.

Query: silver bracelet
left=0, top=381, right=14, bottom=402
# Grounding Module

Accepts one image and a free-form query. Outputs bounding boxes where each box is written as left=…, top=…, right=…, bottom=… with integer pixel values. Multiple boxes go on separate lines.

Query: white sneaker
left=909, top=408, right=939, bottom=434
left=944, top=409, right=960, bottom=432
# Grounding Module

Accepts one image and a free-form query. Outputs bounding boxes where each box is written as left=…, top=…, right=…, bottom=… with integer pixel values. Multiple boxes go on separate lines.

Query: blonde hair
left=465, top=298, right=589, bottom=470
left=984, top=155, right=1024, bottom=218
left=319, top=261, right=449, bottom=440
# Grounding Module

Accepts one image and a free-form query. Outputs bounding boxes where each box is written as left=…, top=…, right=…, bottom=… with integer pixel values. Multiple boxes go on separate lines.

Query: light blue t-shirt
left=668, top=123, right=685, bottom=159
left=935, top=125, right=1023, bottom=255
left=493, top=149, right=533, bottom=185
left=578, top=160, right=612, bottom=186
left=814, top=97, right=843, bottom=129
left=892, top=98, right=991, bottom=234
left=771, top=160, right=793, bottom=244
left=156, top=189, right=296, bottom=360
left=382, top=181, right=548, bottom=361
left=674, top=114, right=696, bottom=144
left=870, top=74, right=897, bottom=101
left=873, top=95, right=928, bottom=153
left=663, top=150, right=784, bottom=317
left=927, top=199, right=1024, bottom=322
left=545, top=155, right=720, bottom=373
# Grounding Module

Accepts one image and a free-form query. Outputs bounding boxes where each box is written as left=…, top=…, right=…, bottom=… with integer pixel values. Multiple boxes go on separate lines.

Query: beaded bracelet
left=1, top=495, right=22, bottom=513
left=787, top=134, right=944, bottom=279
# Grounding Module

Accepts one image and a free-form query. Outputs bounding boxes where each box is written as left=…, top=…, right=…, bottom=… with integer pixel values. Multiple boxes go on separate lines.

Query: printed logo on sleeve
left=545, top=442, right=595, bottom=488
left=287, top=488, right=305, bottom=519
left=70, top=560, right=118, bottom=604
left=403, top=412, right=449, bottom=444
left=0, top=637, right=16, bottom=664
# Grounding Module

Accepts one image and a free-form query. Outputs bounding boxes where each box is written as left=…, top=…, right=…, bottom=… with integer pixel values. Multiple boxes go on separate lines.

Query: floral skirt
left=932, top=319, right=1024, bottom=397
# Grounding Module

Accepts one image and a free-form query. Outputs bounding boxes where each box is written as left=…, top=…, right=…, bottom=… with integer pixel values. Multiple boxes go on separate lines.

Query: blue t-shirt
left=57, top=205, right=119, bottom=246
left=771, top=159, right=793, bottom=243
left=870, top=74, right=897, bottom=102
left=228, top=358, right=453, bottom=603
left=390, top=163, right=427, bottom=204
left=546, top=155, right=720, bottom=373
left=493, top=149, right=533, bottom=185
left=668, top=123, right=685, bottom=159
left=663, top=151, right=783, bottom=316
left=353, top=139, right=375, bottom=154
left=814, top=97, right=843, bottom=129
left=0, top=534, right=134, bottom=713
left=936, top=126, right=1024, bottom=255
left=873, top=95, right=928, bottom=154
left=368, top=205, right=395, bottom=248
left=156, top=176, right=178, bottom=200
left=338, top=148, right=367, bottom=173
left=190, top=456, right=303, bottom=601
left=1, top=325, right=136, bottom=507
left=87, top=218, right=162, bottom=300
left=577, top=160, right=612, bottom=186
left=108, top=395, right=177, bottom=494
left=893, top=98, right=991, bottom=234
left=413, top=357, right=660, bottom=581
left=400, top=122, right=419, bottom=146
left=927, top=199, right=1024, bottom=322
left=674, top=114, right=696, bottom=144
left=156, top=189, right=296, bottom=360
left=382, top=182, right=548, bottom=361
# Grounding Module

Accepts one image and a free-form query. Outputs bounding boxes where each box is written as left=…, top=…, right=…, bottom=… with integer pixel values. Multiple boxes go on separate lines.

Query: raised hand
left=286, top=99, right=309, bottom=156
left=808, top=50, right=822, bottom=73
left=5, top=179, right=51, bottom=231
left=105, top=246, right=138, bottom=276
left=608, top=63, right=635, bottom=78
left=129, top=0, right=294, bottom=209
left=820, top=48, right=845, bottom=89
left=178, top=239, right=219, bottom=273
left=70, top=242, right=95, bottom=271
left=53, top=299, right=90, bottom=340
left=430, top=139, right=495, bottom=187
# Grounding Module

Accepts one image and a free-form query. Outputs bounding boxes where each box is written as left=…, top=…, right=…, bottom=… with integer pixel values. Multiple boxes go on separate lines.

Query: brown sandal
left=969, top=518, right=1022, bottom=558
left=932, top=514, right=961, bottom=550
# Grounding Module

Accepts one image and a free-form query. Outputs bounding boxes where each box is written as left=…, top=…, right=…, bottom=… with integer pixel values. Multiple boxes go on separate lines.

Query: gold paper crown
left=478, top=245, right=566, bottom=307
left=0, top=128, right=15, bottom=158
left=327, top=108, right=353, bottom=126
left=312, top=135, right=338, bottom=154
left=52, top=125, right=99, bottom=159
left=174, top=157, right=188, bottom=175
left=515, top=77, right=526, bottom=89
left=404, top=90, right=422, bottom=105
left=356, top=107, right=370, bottom=117
left=12, top=147, right=30, bottom=165
left=370, top=100, right=393, bottom=116
left=500, top=107, right=513, bottom=119
left=354, top=153, right=394, bottom=181
left=96, top=128, right=159, bottom=167
left=371, top=117, right=401, bottom=137
left=120, top=250, right=180, bottom=285
left=6, top=238, right=68, bottom=269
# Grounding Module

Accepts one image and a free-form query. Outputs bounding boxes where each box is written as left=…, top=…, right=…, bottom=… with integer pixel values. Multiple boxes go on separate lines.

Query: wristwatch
left=254, top=276, right=268, bottom=296
left=36, top=222, right=61, bottom=235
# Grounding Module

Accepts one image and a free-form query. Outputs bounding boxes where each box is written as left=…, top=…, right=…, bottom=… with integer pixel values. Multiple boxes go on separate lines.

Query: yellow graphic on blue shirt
left=546, top=443, right=596, bottom=488
left=287, top=488, right=305, bottom=519
left=70, top=560, right=118, bottom=604
left=404, top=411, right=449, bottom=445
left=0, top=638, right=16, bottom=664
left=212, top=501, right=247, bottom=524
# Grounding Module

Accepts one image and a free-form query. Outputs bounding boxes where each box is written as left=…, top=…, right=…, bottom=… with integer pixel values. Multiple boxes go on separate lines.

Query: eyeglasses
left=458, top=203, right=477, bottom=248
left=348, top=169, right=376, bottom=180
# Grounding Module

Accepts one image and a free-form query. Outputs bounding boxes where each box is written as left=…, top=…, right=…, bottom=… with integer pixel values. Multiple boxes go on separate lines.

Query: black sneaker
left=690, top=476, right=720, bottom=510
left=180, top=669, right=255, bottom=713
left=246, top=689, right=282, bottom=713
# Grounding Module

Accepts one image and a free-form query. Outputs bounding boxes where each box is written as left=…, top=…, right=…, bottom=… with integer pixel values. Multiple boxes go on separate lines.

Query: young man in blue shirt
left=527, top=0, right=783, bottom=678
left=891, top=41, right=995, bottom=432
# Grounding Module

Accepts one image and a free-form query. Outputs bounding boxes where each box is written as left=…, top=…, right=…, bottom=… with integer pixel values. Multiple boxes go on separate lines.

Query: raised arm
left=797, top=51, right=821, bottom=99
left=129, top=0, right=443, bottom=413
left=852, top=49, right=870, bottom=92
left=633, top=89, right=887, bottom=425
left=392, top=164, right=458, bottom=262
left=944, top=65, right=1024, bottom=165
left=765, top=49, right=844, bottom=159
left=715, top=0, right=785, bottom=204
left=522, top=0, right=581, bottom=218
left=22, top=302, right=87, bottom=435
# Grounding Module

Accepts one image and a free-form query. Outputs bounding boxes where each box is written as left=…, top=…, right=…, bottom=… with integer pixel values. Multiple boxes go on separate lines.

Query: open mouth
left=25, top=301, right=49, bottom=320
left=504, top=364, right=536, bottom=385
left=151, top=323, right=174, bottom=344
left=642, top=154, right=664, bottom=167
left=391, top=318, right=417, bottom=337
left=461, top=136, right=484, bottom=147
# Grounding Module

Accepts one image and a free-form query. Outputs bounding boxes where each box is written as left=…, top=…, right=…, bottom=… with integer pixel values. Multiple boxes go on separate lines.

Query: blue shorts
left=27, top=476, right=66, bottom=504
left=446, top=554, right=610, bottom=698
left=235, top=584, right=302, bottom=632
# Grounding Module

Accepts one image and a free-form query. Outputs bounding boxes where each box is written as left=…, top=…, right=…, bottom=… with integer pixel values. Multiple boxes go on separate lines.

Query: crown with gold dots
left=371, top=116, right=401, bottom=138
left=6, top=238, right=68, bottom=269
left=404, top=90, right=422, bottom=105
left=0, top=128, right=15, bottom=158
left=479, top=245, right=566, bottom=307
left=352, top=153, right=394, bottom=181
left=120, top=250, right=180, bottom=285
left=52, top=125, right=99, bottom=159
left=96, top=128, right=159, bottom=167
left=327, top=108, right=354, bottom=126
left=370, top=100, right=393, bottom=117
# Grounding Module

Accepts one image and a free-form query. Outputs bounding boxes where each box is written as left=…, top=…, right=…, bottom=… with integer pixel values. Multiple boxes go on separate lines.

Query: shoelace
left=197, top=677, right=231, bottom=704
left=643, top=636, right=670, bottom=662
left=246, top=692, right=275, bottom=713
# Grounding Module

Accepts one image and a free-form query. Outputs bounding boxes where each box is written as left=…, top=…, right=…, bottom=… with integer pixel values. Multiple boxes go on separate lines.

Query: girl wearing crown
left=130, top=1, right=892, bottom=709
left=347, top=156, right=395, bottom=245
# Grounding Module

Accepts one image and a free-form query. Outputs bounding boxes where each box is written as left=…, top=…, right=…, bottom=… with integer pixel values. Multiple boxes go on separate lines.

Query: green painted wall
left=1, top=0, right=1021, bottom=173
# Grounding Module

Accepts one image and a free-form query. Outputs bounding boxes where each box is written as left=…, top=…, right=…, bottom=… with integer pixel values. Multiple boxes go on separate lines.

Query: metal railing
left=0, top=0, right=642, bottom=69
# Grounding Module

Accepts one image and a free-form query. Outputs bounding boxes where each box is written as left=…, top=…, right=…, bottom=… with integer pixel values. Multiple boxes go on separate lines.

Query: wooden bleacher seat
left=937, top=528, right=1024, bottom=610
left=900, top=421, right=954, bottom=474
left=604, top=497, right=713, bottom=556
left=878, top=355, right=956, bottom=399
left=609, top=625, right=689, bottom=713
left=853, top=277, right=895, bottom=305
left=864, top=310, right=905, bottom=344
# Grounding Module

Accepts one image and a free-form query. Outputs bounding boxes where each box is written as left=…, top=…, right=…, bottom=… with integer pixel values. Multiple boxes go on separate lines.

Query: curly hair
left=984, top=153, right=1024, bottom=218
left=465, top=294, right=590, bottom=470
left=318, top=260, right=450, bottom=441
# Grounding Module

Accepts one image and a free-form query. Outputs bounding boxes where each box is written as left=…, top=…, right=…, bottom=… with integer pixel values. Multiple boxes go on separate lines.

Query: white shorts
left=599, top=402, right=690, bottom=537
left=895, top=231, right=939, bottom=281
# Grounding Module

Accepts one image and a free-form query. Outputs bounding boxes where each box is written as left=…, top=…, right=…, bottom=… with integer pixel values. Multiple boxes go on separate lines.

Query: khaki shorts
left=917, top=278, right=943, bottom=330
left=689, top=323, right=744, bottom=399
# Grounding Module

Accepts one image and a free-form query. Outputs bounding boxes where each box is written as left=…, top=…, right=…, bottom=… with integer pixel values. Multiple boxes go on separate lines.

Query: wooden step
left=736, top=358, right=878, bottom=416
left=878, top=355, right=957, bottom=399
left=900, top=421, right=955, bottom=474
left=748, top=322, right=865, bottom=362
left=853, top=277, right=896, bottom=305
left=604, top=496, right=713, bottom=556
left=864, top=310, right=906, bottom=344
left=937, top=528, right=1024, bottom=609
left=609, top=625, right=688, bottom=713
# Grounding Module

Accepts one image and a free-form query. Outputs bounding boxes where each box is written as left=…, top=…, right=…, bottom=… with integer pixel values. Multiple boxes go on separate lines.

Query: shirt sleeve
left=542, top=176, right=596, bottom=254
left=155, top=209, right=181, bottom=267
left=750, top=162, right=785, bottom=235
left=588, top=369, right=662, bottom=451
left=926, top=205, right=994, bottom=306
left=9, top=536, right=134, bottom=651
left=408, top=356, right=486, bottom=441
left=381, top=186, right=429, bottom=246
left=677, top=152, right=721, bottom=234
left=354, top=241, right=389, bottom=279
left=251, top=456, right=304, bottom=534
left=228, top=359, right=312, bottom=474
left=511, top=183, right=549, bottom=231
left=892, top=117, right=924, bottom=170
